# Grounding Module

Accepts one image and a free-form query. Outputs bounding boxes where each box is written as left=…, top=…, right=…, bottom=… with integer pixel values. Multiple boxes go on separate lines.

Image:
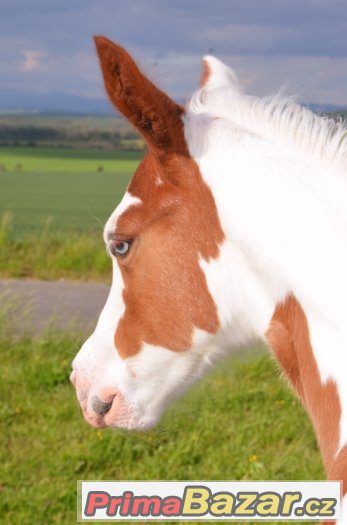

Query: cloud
left=0, top=0, right=347, bottom=106
left=21, top=50, right=46, bottom=72
left=148, top=52, right=347, bottom=106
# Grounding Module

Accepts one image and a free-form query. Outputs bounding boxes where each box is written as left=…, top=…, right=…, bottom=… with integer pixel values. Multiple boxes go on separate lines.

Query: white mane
left=184, top=55, right=347, bottom=470
left=188, top=57, right=347, bottom=175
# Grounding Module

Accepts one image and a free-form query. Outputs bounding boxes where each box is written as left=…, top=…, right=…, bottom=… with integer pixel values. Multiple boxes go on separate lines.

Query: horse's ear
left=94, top=36, right=185, bottom=153
left=200, top=55, right=242, bottom=93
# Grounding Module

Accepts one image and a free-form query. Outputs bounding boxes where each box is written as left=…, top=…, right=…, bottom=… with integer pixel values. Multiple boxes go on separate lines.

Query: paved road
left=0, top=279, right=110, bottom=335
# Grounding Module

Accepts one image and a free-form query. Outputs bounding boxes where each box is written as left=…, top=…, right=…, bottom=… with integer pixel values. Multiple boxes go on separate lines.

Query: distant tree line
left=0, top=112, right=344, bottom=151
left=0, top=119, right=144, bottom=151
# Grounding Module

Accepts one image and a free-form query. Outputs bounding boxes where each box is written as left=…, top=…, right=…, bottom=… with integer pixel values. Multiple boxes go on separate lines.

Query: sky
left=1, top=0, right=347, bottom=111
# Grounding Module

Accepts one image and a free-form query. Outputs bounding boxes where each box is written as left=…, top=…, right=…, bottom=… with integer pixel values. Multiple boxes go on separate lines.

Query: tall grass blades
left=0, top=210, right=13, bottom=247
left=0, top=213, right=110, bottom=281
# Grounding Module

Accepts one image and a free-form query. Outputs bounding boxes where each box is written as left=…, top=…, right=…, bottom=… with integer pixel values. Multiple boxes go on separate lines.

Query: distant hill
left=0, top=89, right=112, bottom=116
left=0, top=89, right=345, bottom=117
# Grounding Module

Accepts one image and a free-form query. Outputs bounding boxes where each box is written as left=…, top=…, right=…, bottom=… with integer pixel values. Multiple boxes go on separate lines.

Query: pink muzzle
left=70, top=370, right=132, bottom=429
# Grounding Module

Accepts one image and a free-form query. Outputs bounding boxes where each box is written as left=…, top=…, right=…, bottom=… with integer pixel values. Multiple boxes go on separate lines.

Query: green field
left=0, top=331, right=322, bottom=525
left=0, top=147, right=140, bottom=279
left=0, top=147, right=139, bottom=233
left=0, top=147, right=142, bottom=174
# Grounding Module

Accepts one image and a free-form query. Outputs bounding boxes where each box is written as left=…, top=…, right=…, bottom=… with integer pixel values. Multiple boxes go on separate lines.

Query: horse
left=71, top=36, right=347, bottom=520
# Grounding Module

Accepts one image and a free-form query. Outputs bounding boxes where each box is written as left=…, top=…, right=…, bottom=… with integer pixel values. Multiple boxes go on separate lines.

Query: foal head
left=71, top=37, right=227, bottom=429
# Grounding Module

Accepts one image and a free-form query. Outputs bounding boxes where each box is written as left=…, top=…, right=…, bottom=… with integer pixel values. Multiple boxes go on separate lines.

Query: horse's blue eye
left=112, top=241, right=131, bottom=257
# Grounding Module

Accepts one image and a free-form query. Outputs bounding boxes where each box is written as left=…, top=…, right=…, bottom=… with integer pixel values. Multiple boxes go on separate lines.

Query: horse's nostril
left=91, top=395, right=113, bottom=416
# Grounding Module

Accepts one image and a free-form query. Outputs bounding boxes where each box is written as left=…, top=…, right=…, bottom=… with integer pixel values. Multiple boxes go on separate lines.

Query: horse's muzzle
left=90, top=395, right=112, bottom=415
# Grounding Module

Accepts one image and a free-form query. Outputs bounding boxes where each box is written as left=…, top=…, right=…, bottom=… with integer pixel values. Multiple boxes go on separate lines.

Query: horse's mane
left=188, top=82, right=347, bottom=174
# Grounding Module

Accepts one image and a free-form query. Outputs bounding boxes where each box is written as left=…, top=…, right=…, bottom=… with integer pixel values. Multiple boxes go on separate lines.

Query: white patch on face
left=73, top=190, right=143, bottom=386
left=72, top=192, right=143, bottom=426
left=103, top=191, right=142, bottom=243
left=73, top=294, right=217, bottom=429
left=72, top=259, right=128, bottom=393
left=73, top=188, right=222, bottom=430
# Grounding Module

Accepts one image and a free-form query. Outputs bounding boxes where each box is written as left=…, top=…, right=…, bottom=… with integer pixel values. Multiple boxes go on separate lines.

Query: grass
left=0, top=212, right=110, bottom=281
left=0, top=331, right=323, bottom=525
left=0, top=170, right=129, bottom=234
left=0, top=147, right=142, bottom=173
left=0, top=147, right=138, bottom=280
left=0, top=148, right=138, bottom=234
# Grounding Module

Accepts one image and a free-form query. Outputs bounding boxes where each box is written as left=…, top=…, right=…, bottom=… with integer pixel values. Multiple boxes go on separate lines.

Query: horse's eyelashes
left=110, top=240, right=133, bottom=258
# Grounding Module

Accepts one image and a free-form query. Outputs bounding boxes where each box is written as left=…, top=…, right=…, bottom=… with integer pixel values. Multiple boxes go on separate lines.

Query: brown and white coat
left=71, top=37, right=347, bottom=522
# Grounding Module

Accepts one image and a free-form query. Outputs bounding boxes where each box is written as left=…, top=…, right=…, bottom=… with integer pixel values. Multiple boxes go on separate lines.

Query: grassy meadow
left=0, top=147, right=139, bottom=280
left=0, top=331, right=322, bottom=525
left=0, top=146, right=142, bottom=175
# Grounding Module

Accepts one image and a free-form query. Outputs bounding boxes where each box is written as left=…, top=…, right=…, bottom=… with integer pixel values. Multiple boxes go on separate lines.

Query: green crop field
left=0, top=147, right=141, bottom=279
left=0, top=147, right=140, bottom=233
left=0, top=147, right=142, bottom=174
left=0, top=331, right=322, bottom=525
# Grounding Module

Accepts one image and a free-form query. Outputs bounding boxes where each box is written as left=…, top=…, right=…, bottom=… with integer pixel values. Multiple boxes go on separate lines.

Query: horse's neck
left=187, top=121, right=347, bottom=481
left=266, top=295, right=343, bottom=472
left=193, top=121, right=347, bottom=337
